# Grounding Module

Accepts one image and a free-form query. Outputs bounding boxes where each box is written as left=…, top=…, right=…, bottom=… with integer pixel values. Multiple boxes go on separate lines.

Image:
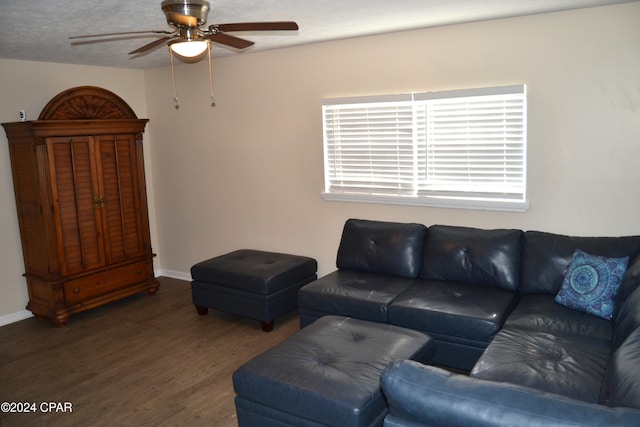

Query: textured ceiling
left=0, top=0, right=636, bottom=69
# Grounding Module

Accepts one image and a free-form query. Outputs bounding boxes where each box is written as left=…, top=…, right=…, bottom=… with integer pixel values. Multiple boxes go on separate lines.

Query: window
left=322, top=85, right=528, bottom=211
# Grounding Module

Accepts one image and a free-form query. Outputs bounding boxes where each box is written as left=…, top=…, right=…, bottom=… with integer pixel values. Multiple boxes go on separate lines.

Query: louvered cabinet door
left=95, top=135, right=146, bottom=264
left=47, top=136, right=106, bottom=276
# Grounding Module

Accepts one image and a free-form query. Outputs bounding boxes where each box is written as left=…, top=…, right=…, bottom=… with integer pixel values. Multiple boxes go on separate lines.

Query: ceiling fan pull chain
left=170, top=48, right=180, bottom=110
left=208, top=45, right=215, bottom=107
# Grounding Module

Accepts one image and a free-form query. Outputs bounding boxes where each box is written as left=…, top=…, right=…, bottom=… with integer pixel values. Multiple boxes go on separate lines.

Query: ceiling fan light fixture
left=169, top=39, right=209, bottom=57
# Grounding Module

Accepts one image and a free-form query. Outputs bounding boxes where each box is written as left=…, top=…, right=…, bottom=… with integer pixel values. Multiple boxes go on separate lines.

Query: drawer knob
left=136, top=269, right=143, bottom=275
left=73, top=288, right=80, bottom=294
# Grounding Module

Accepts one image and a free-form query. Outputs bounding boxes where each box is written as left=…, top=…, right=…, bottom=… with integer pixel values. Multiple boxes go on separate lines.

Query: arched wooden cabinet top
left=38, top=86, right=138, bottom=120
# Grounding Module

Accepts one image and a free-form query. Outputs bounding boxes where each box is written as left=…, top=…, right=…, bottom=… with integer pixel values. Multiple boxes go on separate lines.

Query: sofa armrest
left=380, top=360, right=640, bottom=427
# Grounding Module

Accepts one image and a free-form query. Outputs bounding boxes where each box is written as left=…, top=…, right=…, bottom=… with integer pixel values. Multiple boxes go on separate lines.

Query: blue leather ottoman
left=232, top=315, right=435, bottom=427
left=191, top=249, right=317, bottom=331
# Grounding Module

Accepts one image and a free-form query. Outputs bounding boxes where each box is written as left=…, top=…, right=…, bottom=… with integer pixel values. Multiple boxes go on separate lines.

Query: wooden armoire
left=2, top=86, right=159, bottom=327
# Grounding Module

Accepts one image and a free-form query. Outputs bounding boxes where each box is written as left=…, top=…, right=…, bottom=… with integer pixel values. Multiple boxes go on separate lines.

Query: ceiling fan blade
left=215, top=21, right=299, bottom=32
left=69, top=30, right=173, bottom=40
left=71, top=35, right=167, bottom=47
left=207, top=33, right=254, bottom=49
left=165, top=11, right=199, bottom=27
left=129, top=36, right=173, bottom=55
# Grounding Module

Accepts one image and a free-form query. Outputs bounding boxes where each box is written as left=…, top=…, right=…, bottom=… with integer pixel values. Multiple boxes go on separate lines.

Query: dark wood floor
left=0, top=277, right=300, bottom=427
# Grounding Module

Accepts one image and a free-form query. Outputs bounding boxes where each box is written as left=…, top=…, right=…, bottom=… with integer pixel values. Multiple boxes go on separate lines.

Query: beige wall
left=145, top=3, right=640, bottom=281
left=1, top=3, right=639, bottom=323
left=0, top=60, right=154, bottom=324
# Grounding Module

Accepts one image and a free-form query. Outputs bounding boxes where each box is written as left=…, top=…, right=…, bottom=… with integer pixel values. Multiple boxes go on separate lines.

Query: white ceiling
left=0, top=0, right=636, bottom=69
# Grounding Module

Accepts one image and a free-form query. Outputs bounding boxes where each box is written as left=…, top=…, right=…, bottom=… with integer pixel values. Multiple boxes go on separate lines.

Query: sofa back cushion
left=600, top=327, right=640, bottom=409
left=616, top=255, right=640, bottom=316
left=520, top=231, right=640, bottom=295
left=419, top=225, right=523, bottom=291
left=612, top=286, right=640, bottom=351
left=336, top=219, right=427, bottom=278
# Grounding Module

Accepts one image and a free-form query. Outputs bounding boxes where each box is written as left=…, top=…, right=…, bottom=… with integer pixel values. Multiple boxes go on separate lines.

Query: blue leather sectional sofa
left=298, top=219, right=640, bottom=426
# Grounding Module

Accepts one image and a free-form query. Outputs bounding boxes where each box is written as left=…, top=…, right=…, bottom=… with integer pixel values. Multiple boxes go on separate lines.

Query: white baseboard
left=156, top=269, right=191, bottom=281
left=0, top=309, right=33, bottom=327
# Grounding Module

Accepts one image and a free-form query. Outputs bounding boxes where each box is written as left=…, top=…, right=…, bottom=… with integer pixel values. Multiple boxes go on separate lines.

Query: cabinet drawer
left=64, top=261, right=151, bottom=304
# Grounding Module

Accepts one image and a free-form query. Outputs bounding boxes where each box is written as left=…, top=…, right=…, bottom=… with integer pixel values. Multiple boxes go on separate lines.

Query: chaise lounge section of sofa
left=298, top=218, right=640, bottom=425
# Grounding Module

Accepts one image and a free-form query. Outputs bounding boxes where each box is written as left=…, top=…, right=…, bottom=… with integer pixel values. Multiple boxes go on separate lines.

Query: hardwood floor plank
left=0, top=277, right=300, bottom=426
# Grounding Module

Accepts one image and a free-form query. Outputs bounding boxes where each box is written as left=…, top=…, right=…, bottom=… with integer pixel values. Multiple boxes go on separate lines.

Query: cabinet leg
left=260, top=321, right=274, bottom=332
left=195, top=305, right=209, bottom=316
left=52, top=315, right=69, bottom=328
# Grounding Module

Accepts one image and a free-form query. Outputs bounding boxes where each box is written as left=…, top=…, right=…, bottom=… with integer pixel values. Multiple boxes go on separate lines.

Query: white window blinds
left=322, top=85, right=528, bottom=211
left=322, top=95, right=416, bottom=196
left=417, top=86, right=526, bottom=201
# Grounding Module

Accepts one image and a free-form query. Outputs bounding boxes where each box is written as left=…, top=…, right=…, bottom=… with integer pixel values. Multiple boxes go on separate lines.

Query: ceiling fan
left=69, top=0, right=299, bottom=59
left=69, top=0, right=299, bottom=108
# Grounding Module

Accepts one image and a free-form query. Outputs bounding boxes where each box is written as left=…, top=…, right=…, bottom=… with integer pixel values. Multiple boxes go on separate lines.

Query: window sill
left=321, top=192, right=530, bottom=212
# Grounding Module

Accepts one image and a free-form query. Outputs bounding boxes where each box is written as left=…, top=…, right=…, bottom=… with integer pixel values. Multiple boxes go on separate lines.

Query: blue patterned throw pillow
left=555, top=249, right=629, bottom=320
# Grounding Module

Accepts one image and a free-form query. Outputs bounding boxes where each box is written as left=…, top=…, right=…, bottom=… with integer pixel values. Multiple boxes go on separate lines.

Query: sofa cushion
left=504, top=294, right=612, bottom=343
left=298, top=270, right=417, bottom=325
left=388, top=280, right=519, bottom=344
left=600, top=327, right=640, bottom=409
left=554, top=249, right=628, bottom=320
left=471, top=326, right=611, bottom=403
left=616, top=255, right=640, bottom=317
left=612, top=286, right=640, bottom=351
left=419, top=225, right=523, bottom=291
left=336, top=219, right=427, bottom=278
left=520, top=231, right=640, bottom=295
